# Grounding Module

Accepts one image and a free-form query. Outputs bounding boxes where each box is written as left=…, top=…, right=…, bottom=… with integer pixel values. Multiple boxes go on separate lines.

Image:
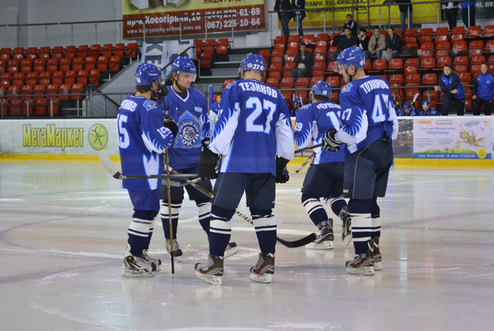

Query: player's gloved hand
left=152, top=81, right=169, bottom=104
left=199, top=147, right=219, bottom=180
left=163, top=115, right=178, bottom=137
left=201, top=137, right=211, bottom=149
left=275, top=157, right=290, bottom=184
left=323, top=128, right=343, bottom=152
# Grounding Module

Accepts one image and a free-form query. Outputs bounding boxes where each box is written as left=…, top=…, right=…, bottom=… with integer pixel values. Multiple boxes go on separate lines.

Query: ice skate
left=224, top=242, right=239, bottom=258
left=142, top=249, right=162, bottom=272
left=250, top=253, right=275, bottom=283
left=121, top=255, right=157, bottom=278
left=195, top=254, right=224, bottom=285
left=305, top=222, right=334, bottom=250
left=372, top=237, right=382, bottom=271
left=345, top=243, right=375, bottom=276
left=339, top=207, right=352, bottom=246
left=166, top=238, right=183, bottom=262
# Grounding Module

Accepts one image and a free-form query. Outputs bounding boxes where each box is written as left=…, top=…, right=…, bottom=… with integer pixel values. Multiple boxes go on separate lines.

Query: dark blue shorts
left=301, top=162, right=344, bottom=198
left=160, top=166, right=212, bottom=204
left=128, top=189, right=160, bottom=212
left=211, top=173, right=276, bottom=212
left=343, top=136, right=394, bottom=200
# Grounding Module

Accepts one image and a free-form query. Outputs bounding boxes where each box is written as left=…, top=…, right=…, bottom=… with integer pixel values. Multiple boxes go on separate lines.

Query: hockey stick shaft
left=295, top=143, right=323, bottom=154
left=169, top=170, right=316, bottom=248
left=98, top=150, right=198, bottom=180
left=165, top=150, right=175, bottom=274
left=295, top=153, right=315, bottom=173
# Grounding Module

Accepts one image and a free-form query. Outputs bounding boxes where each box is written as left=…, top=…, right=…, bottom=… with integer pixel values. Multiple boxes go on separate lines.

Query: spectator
left=275, top=0, right=293, bottom=38
left=210, top=94, right=221, bottom=115
left=443, top=2, right=459, bottom=30
left=365, top=27, right=387, bottom=59
left=399, top=102, right=417, bottom=116
left=418, top=101, right=440, bottom=116
left=435, top=64, right=465, bottom=116
left=382, top=27, right=401, bottom=62
left=461, top=1, right=476, bottom=28
left=394, top=0, right=413, bottom=32
left=329, top=27, right=359, bottom=62
left=290, top=98, right=303, bottom=117
left=472, top=63, right=494, bottom=116
left=290, top=42, right=314, bottom=79
left=293, top=0, right=306, bottom=37
left=332, top=14, right=358, bottom=47
left=358, top=28, right=370, bottom=58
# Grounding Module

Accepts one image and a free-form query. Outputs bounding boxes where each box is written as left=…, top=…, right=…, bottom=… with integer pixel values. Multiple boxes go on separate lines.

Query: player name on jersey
left=359, top=79, right=390, bottom=94
left=238, top=81, right=278, bottom=98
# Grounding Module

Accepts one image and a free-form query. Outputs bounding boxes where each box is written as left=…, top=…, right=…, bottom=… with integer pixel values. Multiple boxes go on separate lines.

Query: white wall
left=0, top=0, right=277, bottom=49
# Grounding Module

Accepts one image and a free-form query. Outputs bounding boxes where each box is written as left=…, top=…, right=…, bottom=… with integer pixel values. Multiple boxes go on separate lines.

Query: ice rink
left=0, top=159, right=493, bottom=330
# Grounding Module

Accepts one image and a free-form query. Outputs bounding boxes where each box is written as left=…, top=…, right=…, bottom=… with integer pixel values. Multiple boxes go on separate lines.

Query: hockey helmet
left=403, top=102, right=412, bottom=110
left=135, top=63, right=163, bottom=87
left=310, top=81, right=332, bottom=101
left=336, top=46, right=366, bottom=72
left=172, top=56, right=197, bottom=81
left=422, top=100, right=430, bottom=107
left=240, top=53, right=266, bottom=75
left=293, top=98, right=302, bottom=106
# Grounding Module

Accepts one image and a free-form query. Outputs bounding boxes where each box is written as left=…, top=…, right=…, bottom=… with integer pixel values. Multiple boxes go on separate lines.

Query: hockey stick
left=295, top=143, right=323, bottom=154
left=295, top=152, right=315, bottom=173
left=97, top=150, right=198, bottom=180
left=165, top=150, right=175, bottom=274
left=169, top=170, right=317, bottom=248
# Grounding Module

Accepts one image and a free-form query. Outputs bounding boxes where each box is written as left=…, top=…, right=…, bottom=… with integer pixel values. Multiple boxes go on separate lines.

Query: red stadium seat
left=84, top=57, right=96, bottom=72
left=38, top=72, right=51, bottom=86
left=64, top=45, right=76, bottom=59
left=70, top=83, right=84, bottom=100
left=451, top=26, right=465, bottom=35
left=64, top=71, right=76, bottom=85
left=52, top=46, right=64, bottom=59
left=52, top=71, right=64, bottom=86
left=12, top=73, right=24, bottom=87
left=46, top=58, right=59, bottom=73
left=280, top=77, right=294, bottom=89
left=109, top=56, right=121, bottom=72
left=88, top=44, right=101, bottom=58
left=326, top=76, right=340, bottom=87
left=58, top=84, right=71, bottom=100
left=422, top=73, right=438, bottom=85
left=469, top=40, right=484, bottom=49
left=470, top=55, right=485, bottom=65
left=25, top=72, right=38, bottom=86
left=76, top=45, right=89, bottom=58
left=20, top=59, right=32, bottom=74
left=72, top=57, right=84, bottom=72
left=466, top=26, right=482, bottom=38
left=283, top=61, right=296, bottom=78
left=76, top=70, right=89, bottom=85
left=102, top=44, right=113, bottom=58
left=452, top=41, right=468, bottom=54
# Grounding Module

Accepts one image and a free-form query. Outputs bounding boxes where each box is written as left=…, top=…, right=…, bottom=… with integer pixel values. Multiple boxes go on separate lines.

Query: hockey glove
left=323, top=128, right=343, bottom=152
left=275, top=157, right=290, bottom=184
left=163, top=115, right=178, bottom=137
left=199, top=148, right=219, bottom=180
left=201, top=137, right=211, bottom=149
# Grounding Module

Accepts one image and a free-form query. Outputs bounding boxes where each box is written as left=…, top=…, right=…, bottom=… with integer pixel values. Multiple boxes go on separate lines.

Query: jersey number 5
left=117, top=114, right=130, bottom=149
left=245, top=97, right=277, bottom=134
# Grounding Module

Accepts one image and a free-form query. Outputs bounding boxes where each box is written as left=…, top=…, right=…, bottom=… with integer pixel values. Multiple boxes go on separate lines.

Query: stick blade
left=277, top=233, right=317, bottom=248
left=98, top=150, right=121, bottom=179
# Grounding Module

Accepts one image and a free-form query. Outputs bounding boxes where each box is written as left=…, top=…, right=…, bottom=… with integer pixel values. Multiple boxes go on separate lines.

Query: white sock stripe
left=252, top=215, right=276, bottom=228
left=210, top=228, right=231, bottom=235
left=353, top=237, right=371, bottom=242
left=128, top=229, right=149, bottom=237
left=132, top=218, right=153, bottom=225
left=302, top=198, right=319, bottom=207
left=326, top=196, right=345, bottom=206
left=210, top=219, right=231, bottom=230
left=255, top=225, right=277, bottom=232
left=198, top=211, right=210, bottom=219
left=303, top=199, right=325, bottom=216
left=352, top=228, right=374, bottom=232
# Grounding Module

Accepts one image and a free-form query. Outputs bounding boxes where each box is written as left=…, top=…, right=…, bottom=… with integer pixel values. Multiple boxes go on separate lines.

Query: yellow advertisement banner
left=286, top=0, right=439, bottom=29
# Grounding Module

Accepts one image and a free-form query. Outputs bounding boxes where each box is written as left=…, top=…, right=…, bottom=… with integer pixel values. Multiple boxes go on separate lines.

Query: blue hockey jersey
left=295, top=101, right=345, bottom=164
left=117, top=95, right=175, bottom=190
left=209, top=78, right=294, bottom=175
left=163, top=86, right=211, bottom=170
left=335, top=76, right=398, bottom=153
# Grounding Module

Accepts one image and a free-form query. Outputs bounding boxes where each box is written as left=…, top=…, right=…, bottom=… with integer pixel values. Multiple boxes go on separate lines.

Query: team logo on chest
left=176, top=111, right=201, bottom=148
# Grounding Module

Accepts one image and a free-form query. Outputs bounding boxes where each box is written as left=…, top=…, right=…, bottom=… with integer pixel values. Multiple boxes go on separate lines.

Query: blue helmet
left=422, top=100, right=430, bottom=107
left=172, top=56, right=196, bottom=74
left=293, top=98, right=302, bottom=106
left=135, top=63, right=162, bottom=87
left=310, top=81, right=332, bottom=100
left=336, top=46, right=366, bottom=71
left=240, top=53, right=266, bottom=75
left=403, top=102, right=412, bottom=110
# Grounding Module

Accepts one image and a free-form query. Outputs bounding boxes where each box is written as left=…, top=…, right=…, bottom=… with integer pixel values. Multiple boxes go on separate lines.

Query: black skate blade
left=277, top=233, right=317, bottom=248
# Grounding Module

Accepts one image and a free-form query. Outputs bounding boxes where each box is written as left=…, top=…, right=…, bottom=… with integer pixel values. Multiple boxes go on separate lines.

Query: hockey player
left=418, top=101, right=440, bottom=116
left=399, top=102, right=417, bottom=116
left=194, top=53, right=295, bottom=285
left=118, top=63, right=178, bottom=277
left=294, top=81, right=352, bottom=250
left=159, top=56, right=238, bottom=262
left=322, top=47, right=398, bottom=276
